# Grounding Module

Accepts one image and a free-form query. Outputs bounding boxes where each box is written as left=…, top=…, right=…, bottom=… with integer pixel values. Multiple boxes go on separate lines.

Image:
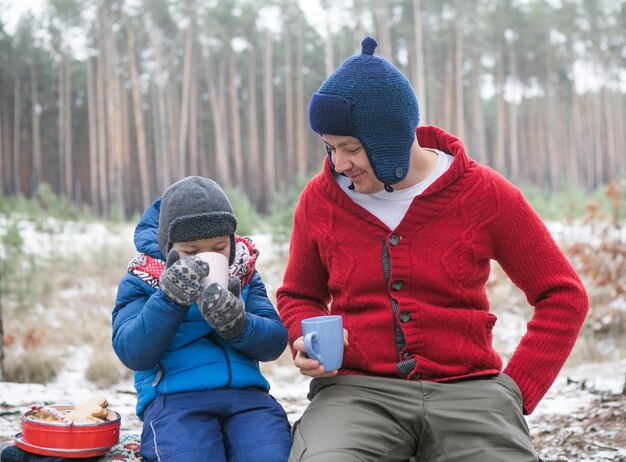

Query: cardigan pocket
left=418, top=306, right=500, bottom=377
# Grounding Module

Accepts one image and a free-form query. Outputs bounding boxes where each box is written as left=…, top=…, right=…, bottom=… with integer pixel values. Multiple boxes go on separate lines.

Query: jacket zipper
left=215, top=340, right=233, bottom=388
left=152, top=362, right=163, bottom=387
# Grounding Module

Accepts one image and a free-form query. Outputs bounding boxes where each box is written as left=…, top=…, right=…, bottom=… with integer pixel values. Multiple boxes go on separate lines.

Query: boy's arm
left=112, top=274, right=188, bottom=370
left=222, top=271, right=288, bottom=361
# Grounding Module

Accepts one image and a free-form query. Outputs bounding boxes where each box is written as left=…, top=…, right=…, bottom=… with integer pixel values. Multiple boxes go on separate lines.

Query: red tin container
left=16, top=405, right=121, bottom=458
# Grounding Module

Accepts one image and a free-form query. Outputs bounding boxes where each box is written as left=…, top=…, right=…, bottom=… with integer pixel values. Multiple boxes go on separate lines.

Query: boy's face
left=172, top=235, right=231, bottom=261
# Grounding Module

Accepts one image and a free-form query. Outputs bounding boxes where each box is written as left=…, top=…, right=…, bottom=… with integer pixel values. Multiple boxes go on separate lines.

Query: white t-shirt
left=335, top=149, right=454, bottom=230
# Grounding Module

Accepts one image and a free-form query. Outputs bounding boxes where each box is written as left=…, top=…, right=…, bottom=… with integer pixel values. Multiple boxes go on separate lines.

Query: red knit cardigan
left=276, top=125, right=588, bottom=414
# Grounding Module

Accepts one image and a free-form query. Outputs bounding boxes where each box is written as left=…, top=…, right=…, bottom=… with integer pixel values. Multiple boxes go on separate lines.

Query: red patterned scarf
left=128, top=235, right=259, bottom=288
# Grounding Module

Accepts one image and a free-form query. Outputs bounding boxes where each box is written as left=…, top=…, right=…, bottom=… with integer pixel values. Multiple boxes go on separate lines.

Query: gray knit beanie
left=157, top=176, right=237, bottom=264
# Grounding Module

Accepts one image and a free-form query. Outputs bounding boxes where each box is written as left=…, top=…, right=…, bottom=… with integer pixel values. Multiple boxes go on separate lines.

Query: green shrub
left=0, top=221, right=50, bottom=311
left=521, top=181, right=625, bottom=222
left=0, top=193, right=10, bottom=214
left=3, top=349, right=62, bottom=384
left=85, top=348, right=131, bottom=388
left=35, top=183, right=83, bottom=220
left=1, top=220, right=24, bottom=249
left=108, top=204, right=125, bottom=223
left=0, top=183, right=88, bottom=222
left=226, top=187, right=261, bottom=236
left=267, top=175, right=311, bottom=242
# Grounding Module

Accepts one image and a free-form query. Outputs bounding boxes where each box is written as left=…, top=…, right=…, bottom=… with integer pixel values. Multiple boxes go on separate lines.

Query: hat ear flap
left=229, top=235, right=236, bottom=266
left=325, top=145, right=333, bottom=167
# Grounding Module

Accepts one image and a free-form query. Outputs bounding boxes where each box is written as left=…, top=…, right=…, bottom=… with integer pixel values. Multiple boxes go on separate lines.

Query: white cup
left=196, top=252, right=229, bottom=289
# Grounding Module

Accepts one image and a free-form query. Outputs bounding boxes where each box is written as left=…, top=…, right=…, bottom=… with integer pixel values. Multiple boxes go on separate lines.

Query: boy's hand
left=160, top=249, right=211, bottom=306
left=199, top=278, right=246, bottom=340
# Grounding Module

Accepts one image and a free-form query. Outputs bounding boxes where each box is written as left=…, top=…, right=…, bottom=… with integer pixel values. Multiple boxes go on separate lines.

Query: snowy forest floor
left=0, top=217, right=624, bottom=461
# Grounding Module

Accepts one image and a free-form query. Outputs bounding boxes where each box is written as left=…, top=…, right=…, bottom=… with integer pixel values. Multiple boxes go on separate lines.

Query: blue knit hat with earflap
left=309, top=37, right=419, bottom=191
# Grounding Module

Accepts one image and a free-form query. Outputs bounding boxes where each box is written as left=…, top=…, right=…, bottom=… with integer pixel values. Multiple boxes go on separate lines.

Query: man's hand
left=293, top=329, right=349, bottom=378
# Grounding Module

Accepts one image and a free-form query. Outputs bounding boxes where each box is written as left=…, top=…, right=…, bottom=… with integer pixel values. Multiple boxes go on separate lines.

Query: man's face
left=322, top=135, right=384, bottom=194
left=172, top=235, right=231, bottom=261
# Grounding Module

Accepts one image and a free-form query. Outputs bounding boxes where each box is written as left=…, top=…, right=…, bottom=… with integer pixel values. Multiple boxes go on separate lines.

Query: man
left=276, top=36, right=588, bottom=462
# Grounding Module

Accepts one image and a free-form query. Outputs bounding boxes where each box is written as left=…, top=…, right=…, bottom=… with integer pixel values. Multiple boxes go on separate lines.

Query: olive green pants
left=289, top=374, right=539, bottom=462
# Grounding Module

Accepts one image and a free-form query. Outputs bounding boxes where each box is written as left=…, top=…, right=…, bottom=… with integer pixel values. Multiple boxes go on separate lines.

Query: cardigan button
left=401, top=352, right=411, bottom=360
left=391, top=280, right=404, bottom=291
left=410, top=373, right=421, bottom=380
left=389, top=235, right=399, bottom=246
left=399, top=311, right=411, bottom=323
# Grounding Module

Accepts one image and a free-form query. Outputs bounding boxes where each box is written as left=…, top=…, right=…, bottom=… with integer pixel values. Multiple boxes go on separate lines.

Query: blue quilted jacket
left=112, top=199, right=287, bottom=419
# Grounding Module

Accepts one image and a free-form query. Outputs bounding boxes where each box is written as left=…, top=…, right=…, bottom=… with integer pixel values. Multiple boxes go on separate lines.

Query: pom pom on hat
left=308, top=37, right=420, bottom=188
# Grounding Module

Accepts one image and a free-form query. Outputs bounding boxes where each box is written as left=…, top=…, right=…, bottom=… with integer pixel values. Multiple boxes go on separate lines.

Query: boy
left=113, top=176, right=291, bottom=462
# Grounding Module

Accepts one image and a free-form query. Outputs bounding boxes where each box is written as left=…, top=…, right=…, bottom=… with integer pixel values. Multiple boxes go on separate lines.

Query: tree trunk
left=0, top=288, right=4, bottom=380
left=150, top=82, right=164, bottom=191
left=121, top=1, right=150, bottom=207
left=148, top=18, right=171, bottom=192
left=197, top=96, right=208, bottom=177
left=582, top=94, right=594, bottom=190
left=530, top=99, right=545, bottom=188
left=494, top=50, right=506, bottom=174
left=0, top=97, right=4, bottom=194
left=121, top=76, right=132, bottom=210
left=263, top=30, right=275, bottom=210
left=443, top=32, right=454, bottom=132
left=542, top=59, right=558, bottom=190
left=469, top=45, right=486, bottom=164
left=30, top=52, right=42, bottom=193
left=178, top=4, right=194, bottom=178
left=323, top=2, right=334, bottom=76
left=166, top=79, right=180, bottom=181
left=228, top=48, right=243, bottom=187
left=354, top=0, right=366, bottom=54
left=508, top=44, right=519, bottom=183
left=569, top=77, right=581, bottom=188
left=555, top=95, right=567, bottom=189
left=247, top=34, right=261, bottom=203
left=96, top=22, right=109, bottom=217
left=64, top=52, right=73, bottom=200
left=295, top=14, right=307, bottom=175
left=614, top=91, right=625, bottom=175
left=454, top=19, right=464, bottom=141
left=203, top=49, right=229, bottom=187
left=58, top=58, right=65, bottom=196
left=423, top=32, right=436, bottom=123
left=602, top=86, right=616, bottom=183
left=104, top=8, right=124, bottom=216
left=283, top=24, right=295, bottom=181
left=411, top=0, right=426, bottom=124
left=189, top=57, right=199, bottom=176
left=86, top=57, right=99, bottom=213
left=373, top=0, right=392, bottom=60
left=12, top=76, right=21, bottom=195
left=157, top=80, right=170, bottom=190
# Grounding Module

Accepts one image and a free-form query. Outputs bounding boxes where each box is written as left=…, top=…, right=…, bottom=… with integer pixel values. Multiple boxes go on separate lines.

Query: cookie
left=63, top=395, right=110, bottom=424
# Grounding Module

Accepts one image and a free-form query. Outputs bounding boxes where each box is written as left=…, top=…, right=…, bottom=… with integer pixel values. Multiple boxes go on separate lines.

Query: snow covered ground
left=0, top=217, right=624, bottom=461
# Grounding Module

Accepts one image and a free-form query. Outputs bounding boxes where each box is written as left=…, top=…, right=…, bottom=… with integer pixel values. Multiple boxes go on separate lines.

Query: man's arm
left=493, top=183, right=588, bottom=414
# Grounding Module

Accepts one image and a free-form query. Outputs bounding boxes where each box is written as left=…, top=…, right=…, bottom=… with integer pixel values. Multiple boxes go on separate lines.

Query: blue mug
left=301, top=315, right=344, bottom=371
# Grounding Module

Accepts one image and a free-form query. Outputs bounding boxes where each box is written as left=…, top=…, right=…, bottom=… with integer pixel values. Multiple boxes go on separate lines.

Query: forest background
left=0, top=0, right=625, bottom=218
left=0, top=1, right=625, bottom=459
